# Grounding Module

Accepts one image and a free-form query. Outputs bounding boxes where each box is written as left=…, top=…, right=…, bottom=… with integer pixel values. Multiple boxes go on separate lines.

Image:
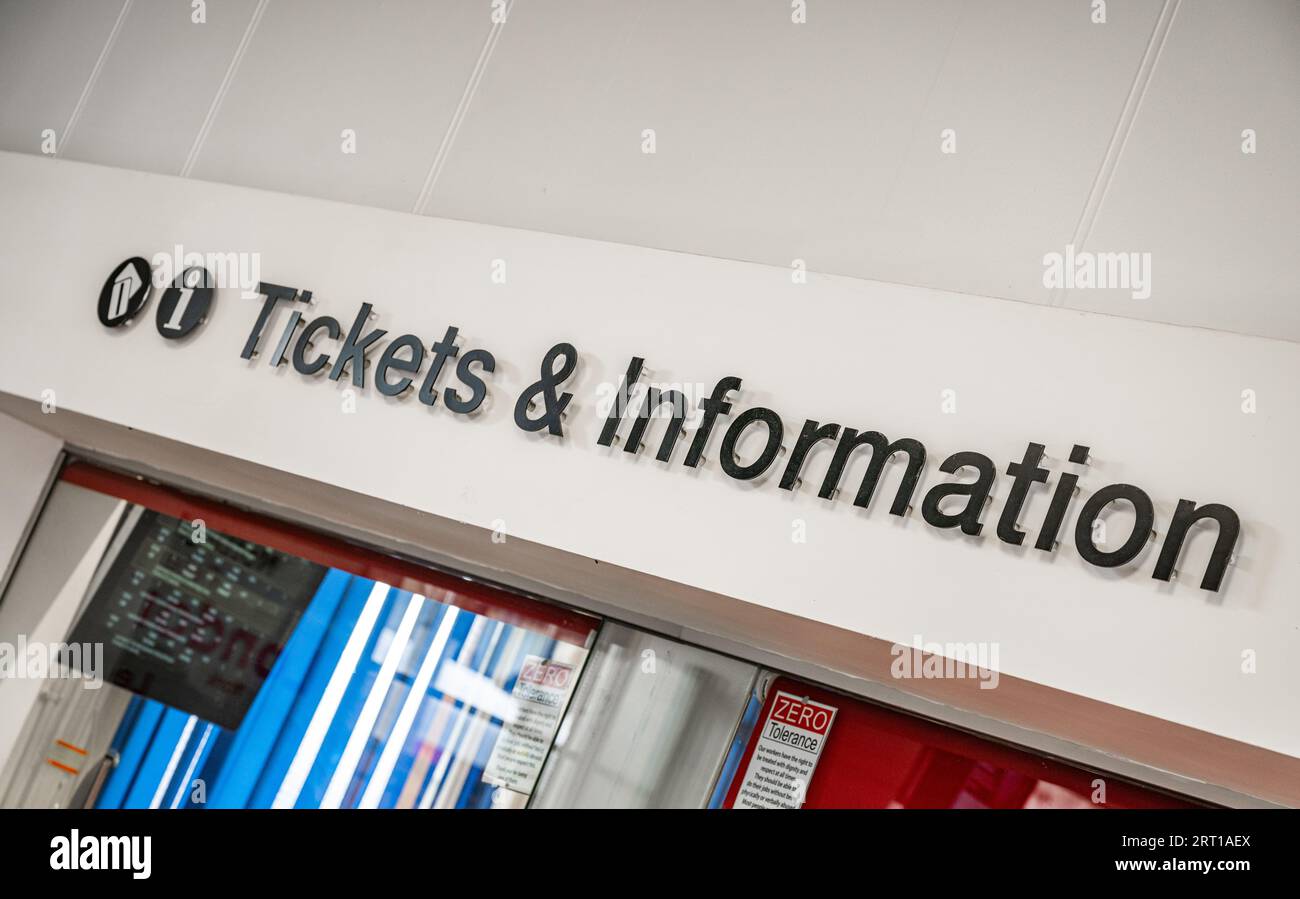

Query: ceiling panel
left=430, top=0, right=963, bottom=276
left=58, top=0, right=261, bottom=175
left=1, top=0, right=1294, bottom=342
left=1066, top=0, right=1300, bottom=341
left=430, top=0, right=1163, bottom=305
left=0, top=0, right=127, bottom=154
left=864, top=0, right=1163, bottom=302
left=189, top=0, right=493, bottom=211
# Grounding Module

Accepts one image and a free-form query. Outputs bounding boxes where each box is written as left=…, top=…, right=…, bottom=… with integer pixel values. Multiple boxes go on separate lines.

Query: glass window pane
left=531, top=622, right=758, bottom=808
left=0, top=468, right=597, bottom=809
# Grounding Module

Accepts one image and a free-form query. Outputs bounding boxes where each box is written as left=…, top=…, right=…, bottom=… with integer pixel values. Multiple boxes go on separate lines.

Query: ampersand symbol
left=514, top=342, right=577, bottom=436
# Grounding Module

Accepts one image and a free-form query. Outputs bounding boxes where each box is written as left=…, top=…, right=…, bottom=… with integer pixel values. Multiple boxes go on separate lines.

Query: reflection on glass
left=69, top=508, right=326, bottom=730
left=96, top=570, right=586, bottom=809
left=0, top=482, right=591, bottom=810
left=532, top=623, right=758, bottom=809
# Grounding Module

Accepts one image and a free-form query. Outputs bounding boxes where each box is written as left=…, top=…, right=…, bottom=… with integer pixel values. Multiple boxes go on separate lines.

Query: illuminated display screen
left=68, top=509, right=326, bottom=729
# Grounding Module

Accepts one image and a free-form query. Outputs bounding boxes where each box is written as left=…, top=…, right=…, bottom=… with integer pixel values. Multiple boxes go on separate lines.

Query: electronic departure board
left=68, top=510, right=326, bottom=729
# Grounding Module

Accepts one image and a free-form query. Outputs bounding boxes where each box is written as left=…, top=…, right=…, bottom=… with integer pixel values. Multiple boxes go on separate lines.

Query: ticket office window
left=531, top=621, right=758, bottom=808
left=0, top=462, right=598, bottom=809
left=0, top=463, right=1202, bottom=812
left=714, top=675, right=1199, bottom=809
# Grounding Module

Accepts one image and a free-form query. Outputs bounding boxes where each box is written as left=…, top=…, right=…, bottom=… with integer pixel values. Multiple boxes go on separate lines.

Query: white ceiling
left=2, top=0, right=1296, bottom=340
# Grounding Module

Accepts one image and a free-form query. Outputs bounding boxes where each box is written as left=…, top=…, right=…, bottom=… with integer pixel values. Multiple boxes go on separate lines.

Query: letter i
left=597, top=356, right=644, bottom=447
left=1034, top=445, right=1089, bottom=552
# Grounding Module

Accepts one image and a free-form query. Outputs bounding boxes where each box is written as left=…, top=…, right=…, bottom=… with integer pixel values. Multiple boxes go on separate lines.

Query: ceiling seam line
left=1051, top=0, right=1181, bottom=308
left=179, top=0, right=270, bottom=178
left=875, top=2, right=966, bottom=226
left=411, top=0, right=514, bottom=216
left=58, top=0, right=133, bottom=157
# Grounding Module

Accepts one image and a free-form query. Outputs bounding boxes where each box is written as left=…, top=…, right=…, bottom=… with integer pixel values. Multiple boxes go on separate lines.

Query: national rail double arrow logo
left=97, top=257, right=152, bottom=327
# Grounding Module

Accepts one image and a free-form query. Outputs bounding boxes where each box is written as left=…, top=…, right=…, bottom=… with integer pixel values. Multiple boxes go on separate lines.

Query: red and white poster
left=482, top=656, right=576, bottom=794
left=733, top=690, right=837, bottom=809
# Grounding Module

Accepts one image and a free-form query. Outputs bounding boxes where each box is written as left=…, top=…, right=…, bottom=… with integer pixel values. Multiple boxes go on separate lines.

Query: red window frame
left=60, top=460, right=599, bottom=647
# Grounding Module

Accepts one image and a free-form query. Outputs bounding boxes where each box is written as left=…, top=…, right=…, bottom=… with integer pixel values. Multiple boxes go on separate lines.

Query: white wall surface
left=0, top=410, right=62, bottom=592
left=0, top=482, right=125, bottom=782
left=0, top=153, right=1296, bottom=760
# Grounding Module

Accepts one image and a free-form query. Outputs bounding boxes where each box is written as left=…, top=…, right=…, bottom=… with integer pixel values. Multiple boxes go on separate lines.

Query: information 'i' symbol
left=156, top=266, right=214, bottom=339
left=97, top=257, right=153, bottom=327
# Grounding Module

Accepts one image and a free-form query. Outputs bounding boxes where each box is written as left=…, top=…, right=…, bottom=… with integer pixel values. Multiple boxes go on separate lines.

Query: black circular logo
left=97, top=257, right=153, bottom=327
left=156, top=266, right=214, bottom=339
